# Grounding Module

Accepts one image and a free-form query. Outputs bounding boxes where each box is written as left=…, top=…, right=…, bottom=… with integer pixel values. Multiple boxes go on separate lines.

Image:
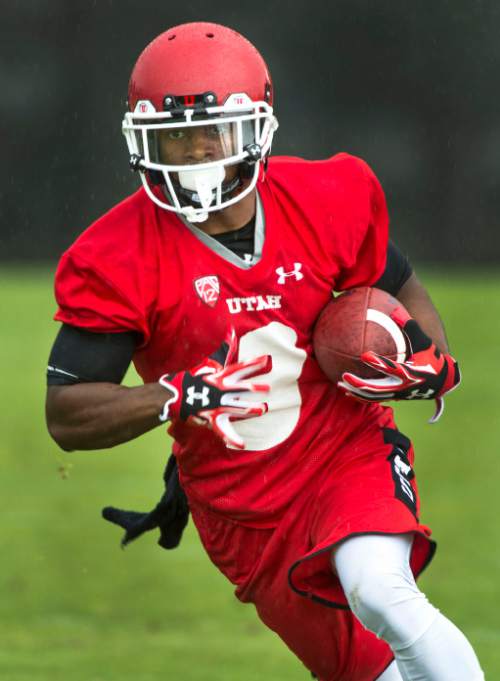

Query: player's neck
left=194, top=190, right=256, bottom=236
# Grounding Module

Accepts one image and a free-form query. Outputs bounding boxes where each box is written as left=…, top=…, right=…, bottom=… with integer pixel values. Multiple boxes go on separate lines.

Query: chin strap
left=181, top=207, right=209, bottom=223
left=175, top=174, right=242, bottom=222
left=176, top=174, right=241, bottom=207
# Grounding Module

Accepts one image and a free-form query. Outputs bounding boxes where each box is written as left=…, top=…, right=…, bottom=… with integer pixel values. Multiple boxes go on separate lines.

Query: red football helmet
left=122, top=22, right=278, bottom=222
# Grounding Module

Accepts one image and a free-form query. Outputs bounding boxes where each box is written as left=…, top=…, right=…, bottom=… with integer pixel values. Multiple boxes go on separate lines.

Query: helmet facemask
left=123, top=96, right=278, bottom=222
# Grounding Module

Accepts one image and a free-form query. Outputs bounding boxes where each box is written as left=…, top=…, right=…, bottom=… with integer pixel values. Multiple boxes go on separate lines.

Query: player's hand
left=158, top=332, right=272, bottom=449
left=338, top=308, right=461, bottom=422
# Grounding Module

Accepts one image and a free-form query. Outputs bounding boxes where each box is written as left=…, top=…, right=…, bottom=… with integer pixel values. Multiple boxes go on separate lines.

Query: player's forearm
left=46, top=382, right=170, bottom=451
left=396, top=273, right=449, bottom=354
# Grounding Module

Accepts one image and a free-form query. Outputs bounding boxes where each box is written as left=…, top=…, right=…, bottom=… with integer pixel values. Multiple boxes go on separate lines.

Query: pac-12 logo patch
left=194, top=275, right=220, bottom=307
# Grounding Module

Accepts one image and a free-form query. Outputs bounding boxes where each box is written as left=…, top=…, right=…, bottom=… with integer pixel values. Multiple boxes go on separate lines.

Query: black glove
left=102, top=454, right=189, bottom=549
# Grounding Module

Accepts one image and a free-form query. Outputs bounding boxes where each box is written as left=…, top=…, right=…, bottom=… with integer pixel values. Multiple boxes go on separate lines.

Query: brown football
left=313, top=287, right=409, bottom=384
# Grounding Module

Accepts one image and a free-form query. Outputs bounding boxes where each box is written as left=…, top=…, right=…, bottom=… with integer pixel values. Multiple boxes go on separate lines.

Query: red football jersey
left=55, top=153, right=390, bottom=527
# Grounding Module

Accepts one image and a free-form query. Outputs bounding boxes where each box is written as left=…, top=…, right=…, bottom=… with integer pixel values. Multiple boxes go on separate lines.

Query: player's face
left=157, top=124, right=239, bottom=182
left=158, top=124, right=226, bottom=163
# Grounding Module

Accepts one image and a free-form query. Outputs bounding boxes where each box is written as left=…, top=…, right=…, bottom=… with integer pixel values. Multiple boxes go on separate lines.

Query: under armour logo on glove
left=338, top=308, right=461, bottom=423
left=406, top=387, right=435, bottom=400
left=276, top=263, right=303, bottom=284
left=185, top=386, right=210, bottom=407
left=158, top=331, right=272, bottom=449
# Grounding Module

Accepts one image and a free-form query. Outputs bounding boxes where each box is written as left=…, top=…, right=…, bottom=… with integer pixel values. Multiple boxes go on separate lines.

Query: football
left=313, top=287, right=409, bottom=384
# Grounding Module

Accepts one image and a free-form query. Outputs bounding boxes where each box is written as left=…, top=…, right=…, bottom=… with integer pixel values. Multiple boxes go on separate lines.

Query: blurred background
left=3, top=0, right=500, bottom=264
left=2, top=1, right=500, bottom=680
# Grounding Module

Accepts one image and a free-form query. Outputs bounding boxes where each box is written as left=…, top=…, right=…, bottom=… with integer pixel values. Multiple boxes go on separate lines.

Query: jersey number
left=229, top=322, right=307, bottom=451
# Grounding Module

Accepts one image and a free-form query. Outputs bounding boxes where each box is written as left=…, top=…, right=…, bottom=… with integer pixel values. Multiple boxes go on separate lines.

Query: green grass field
left=1, top=266, right=499, bottom=680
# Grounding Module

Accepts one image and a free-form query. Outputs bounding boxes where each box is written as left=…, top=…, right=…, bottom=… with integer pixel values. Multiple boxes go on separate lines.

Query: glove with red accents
left=338, top=308, right=461, bottom=422
left=158, top=333, right=272, bottom=449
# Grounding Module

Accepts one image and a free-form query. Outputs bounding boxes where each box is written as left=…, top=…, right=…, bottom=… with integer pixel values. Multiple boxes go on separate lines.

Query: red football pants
left=190, top=422, right=435, bottom=681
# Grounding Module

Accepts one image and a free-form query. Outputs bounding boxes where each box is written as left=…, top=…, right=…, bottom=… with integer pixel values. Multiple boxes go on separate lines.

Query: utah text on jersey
left=226, top=295, right=282, bottom=314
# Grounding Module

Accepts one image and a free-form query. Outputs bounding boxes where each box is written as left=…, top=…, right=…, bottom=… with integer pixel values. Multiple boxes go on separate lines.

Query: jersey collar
left=177, top=191, right=265, bottom=270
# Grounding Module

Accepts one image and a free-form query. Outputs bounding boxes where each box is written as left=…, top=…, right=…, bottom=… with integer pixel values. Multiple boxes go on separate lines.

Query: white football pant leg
left=377, top=661, right=403, bottom=680
left=333, top=533, right=485, bottom=681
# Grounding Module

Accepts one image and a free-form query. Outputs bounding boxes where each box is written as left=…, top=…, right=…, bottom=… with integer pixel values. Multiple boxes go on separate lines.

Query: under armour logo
left=186, top=386, right=210, bottom=407
left=394, top=454, right=412, bottom=477
left=392, top=454, right=414, bottom=502
left=406, top=388, right=435, bottom=400
left=388, top=448, right=416, bottom=515
left=276, top=263, right=304, bottom=284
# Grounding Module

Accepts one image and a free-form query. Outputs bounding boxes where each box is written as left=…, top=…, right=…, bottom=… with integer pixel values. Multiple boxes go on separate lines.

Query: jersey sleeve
left=54, top=250, right=151, bottom=344
left=334, top=157, right=389, bottom=291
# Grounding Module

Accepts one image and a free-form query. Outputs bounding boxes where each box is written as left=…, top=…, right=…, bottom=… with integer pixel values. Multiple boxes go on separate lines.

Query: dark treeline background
left=3, top=0, right=500, bottom=264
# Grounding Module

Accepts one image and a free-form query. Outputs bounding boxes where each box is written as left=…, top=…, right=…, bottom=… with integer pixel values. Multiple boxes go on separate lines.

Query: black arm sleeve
left=373, top=239, right=413, bottom=296
left=47, top=324, right=139, bottom=385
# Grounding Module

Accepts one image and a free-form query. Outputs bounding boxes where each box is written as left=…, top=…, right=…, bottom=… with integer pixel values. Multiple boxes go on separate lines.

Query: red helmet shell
left=128, top=22, right=273, bottom=112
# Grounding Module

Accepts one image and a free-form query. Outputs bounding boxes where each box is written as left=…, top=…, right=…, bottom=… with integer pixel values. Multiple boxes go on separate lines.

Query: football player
left=46, top=23, right=483, bottom=681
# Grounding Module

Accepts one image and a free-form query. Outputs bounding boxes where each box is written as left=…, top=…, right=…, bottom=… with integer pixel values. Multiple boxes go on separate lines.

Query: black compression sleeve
left=47, top=324, right=138, bottom=385
left=374, top=240, right=413, bottom=296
